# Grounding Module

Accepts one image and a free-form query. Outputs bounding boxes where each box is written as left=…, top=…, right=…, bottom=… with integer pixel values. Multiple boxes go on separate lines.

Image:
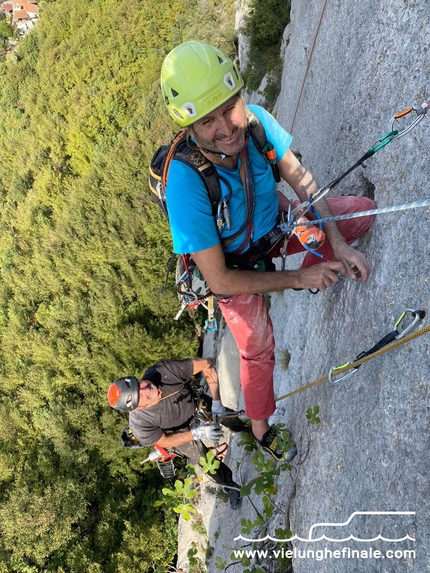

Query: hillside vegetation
left=0, top=1, right=236, bottom=571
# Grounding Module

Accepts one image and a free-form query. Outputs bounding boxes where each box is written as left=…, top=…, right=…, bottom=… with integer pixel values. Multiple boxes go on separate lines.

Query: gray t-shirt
left=129, top=359, right=196, bottom=446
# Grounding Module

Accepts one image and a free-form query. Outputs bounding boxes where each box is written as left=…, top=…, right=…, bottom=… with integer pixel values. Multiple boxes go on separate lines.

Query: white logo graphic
left=234, top=511, right=416, bottom=543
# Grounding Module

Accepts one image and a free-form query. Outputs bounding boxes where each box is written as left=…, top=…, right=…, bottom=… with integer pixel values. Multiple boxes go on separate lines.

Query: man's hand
left=296, top=261, right=351, bottom=292
left=211, top=400, right=226, bottom=416
left=330, top=241, right=371, bottom=283
left=191, top=423, right=223, bottom=445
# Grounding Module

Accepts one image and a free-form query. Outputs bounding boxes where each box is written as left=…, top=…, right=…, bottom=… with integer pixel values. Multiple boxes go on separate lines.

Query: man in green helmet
left=160, top=41, right=375, bottom=460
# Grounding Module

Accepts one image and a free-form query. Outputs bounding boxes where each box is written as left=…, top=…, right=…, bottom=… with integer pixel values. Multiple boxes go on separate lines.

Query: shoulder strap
left=247, top=109, right=281, bottom=183
left=163, top=133, right=221, bottom=217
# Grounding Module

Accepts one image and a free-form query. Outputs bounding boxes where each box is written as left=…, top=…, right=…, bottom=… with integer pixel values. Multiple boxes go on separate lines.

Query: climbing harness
left=280, top=99, right=430, bottom=236
left=328, top=309, right=426, bottom=383
left=275, top=309, right=428, bottom=403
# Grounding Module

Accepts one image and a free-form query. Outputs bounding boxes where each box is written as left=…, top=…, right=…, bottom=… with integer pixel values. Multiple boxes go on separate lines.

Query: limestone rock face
left=270, top=1, right=429, bottom=571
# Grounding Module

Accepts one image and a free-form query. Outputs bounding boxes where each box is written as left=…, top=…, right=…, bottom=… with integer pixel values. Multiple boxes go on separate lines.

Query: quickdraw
left=278, top=99, right=430, bottom=236
left=275, top=308, right=429, bottom=403
left=328, top=309, right=426, bottom=384
left=204, top=295, right=217, bottom=332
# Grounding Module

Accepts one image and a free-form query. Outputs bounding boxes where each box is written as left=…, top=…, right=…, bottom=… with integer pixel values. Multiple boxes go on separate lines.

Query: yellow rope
left=275, top=324, right=430, bottom=403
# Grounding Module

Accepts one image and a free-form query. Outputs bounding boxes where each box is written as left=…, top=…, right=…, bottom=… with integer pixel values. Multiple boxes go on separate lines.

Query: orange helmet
left=108, top=377, right=139, bottom=412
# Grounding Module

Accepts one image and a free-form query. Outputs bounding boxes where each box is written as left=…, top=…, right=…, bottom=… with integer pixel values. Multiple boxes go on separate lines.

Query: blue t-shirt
left=165, top=105, right=293, bottom=254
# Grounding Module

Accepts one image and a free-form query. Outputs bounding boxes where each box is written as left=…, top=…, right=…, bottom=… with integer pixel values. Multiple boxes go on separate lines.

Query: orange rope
left=162, top=130, right=186, bottom=187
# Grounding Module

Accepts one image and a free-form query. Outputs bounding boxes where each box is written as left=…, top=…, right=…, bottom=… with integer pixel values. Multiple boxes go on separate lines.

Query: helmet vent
left=217, top=55, right=225, bottom=64
left=182, top=102, right=197, bottom=118
left=223, top=72, right=236, bottom=91
left=171, top=88, right=179, bottom=98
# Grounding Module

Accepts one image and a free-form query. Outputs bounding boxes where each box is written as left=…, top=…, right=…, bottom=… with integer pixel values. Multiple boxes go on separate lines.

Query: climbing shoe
left=257, top=427, right=298, bottom=462
left=220, top=414, right=252, bottom=434
left=224, top=482, right=242, bottom=510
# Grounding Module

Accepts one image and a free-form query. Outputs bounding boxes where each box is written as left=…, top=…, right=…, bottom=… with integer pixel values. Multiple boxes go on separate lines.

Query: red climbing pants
left=217, top=196, right=375, bottom=421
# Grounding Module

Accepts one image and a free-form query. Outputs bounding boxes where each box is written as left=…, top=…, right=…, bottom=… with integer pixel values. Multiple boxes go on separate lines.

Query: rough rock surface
left=272, top=1, right=429, bottom=571
left=177, top=1, right=430, bottom=571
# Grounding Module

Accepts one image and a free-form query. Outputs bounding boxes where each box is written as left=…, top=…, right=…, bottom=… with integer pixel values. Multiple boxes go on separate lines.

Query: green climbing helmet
left=161, top=41, right=244, bottom=127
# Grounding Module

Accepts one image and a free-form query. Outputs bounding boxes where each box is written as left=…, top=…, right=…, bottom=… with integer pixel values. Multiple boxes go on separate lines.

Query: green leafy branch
left=153, top=451, right=222, bottom=521
left=153, top=477, right=196, bottom=521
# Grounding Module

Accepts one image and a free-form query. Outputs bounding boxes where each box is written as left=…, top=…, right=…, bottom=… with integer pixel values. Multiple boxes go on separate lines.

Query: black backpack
left=148, top=111, right=280, bottom=324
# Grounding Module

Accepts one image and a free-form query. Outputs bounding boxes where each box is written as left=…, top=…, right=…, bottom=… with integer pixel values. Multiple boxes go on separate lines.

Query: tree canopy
left=0, top=0, right=237, bottom=571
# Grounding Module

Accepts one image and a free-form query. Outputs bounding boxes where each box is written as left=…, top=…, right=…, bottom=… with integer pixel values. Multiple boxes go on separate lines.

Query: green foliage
left=199, top=449, right=220, bottom=475
left=0, top=20, right=11, bottom=41
left=187, top=542, right=207, bottom=573
left=274, top=527, right=293, bottom=539
left=229, top=424, right=296, bottom=572
left=242, top=0, right=291, bottom=109
left=0, top=0, right=238, bottom=571
left=153, top=448, right=223, bottom=521
left=306, top=405, right=321, bottom=425
left=215, top=556, right=227, bottom=570
left=154, top=477, right=197, bottom=521
left=239, top=424, right=293, bottom=498
left=187, top=545, right=198, bottom=568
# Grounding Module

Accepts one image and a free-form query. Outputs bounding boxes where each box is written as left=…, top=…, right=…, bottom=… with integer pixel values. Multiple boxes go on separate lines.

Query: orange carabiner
left=394, top=106, right=413, bottom=119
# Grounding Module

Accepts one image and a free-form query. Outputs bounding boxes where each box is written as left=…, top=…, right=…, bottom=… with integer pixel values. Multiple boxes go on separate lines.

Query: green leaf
left=215, top=556, right=227, bottom=570
left=262, top=495, right=273, bottom=518
left=240, top=479, right=256, bottom=497
left=274, top=527, right=293, bottom=539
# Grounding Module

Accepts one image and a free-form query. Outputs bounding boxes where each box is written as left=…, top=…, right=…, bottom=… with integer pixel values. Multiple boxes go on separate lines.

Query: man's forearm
left=309, top=196, right=345, bottom=246
left=156, top=430, right=194, bottom=448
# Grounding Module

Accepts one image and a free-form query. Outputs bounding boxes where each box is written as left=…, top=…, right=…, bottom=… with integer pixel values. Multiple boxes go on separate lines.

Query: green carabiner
left=368, top=130, right=399, bottom=154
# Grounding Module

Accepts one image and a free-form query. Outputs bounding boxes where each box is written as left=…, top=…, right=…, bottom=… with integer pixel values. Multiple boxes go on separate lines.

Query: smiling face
left=188, top=93, right=247, bottom=158
left=137, top=380, right=162, bottom=409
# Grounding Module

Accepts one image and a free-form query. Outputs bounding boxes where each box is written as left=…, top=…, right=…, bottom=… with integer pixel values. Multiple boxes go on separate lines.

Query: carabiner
left=279, top=186, right=332, bottom=236
left=368, top=130, right=399, bottom=154
left=387, top=101, right=429, bottom=140
left=328, top=362, right=359, bottom=384
left=393, top=309, right=426, bottom=340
